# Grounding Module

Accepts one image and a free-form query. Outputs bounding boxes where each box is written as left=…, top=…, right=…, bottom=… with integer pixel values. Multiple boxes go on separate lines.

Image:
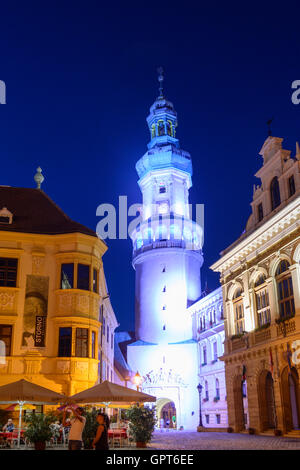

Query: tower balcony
left=133, top=238, right=199, bottom=258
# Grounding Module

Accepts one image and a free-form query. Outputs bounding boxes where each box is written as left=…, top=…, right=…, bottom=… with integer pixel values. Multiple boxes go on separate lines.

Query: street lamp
left=133, top=371, right=143, bottom=391
left=197, top=383, right=203, bottom=428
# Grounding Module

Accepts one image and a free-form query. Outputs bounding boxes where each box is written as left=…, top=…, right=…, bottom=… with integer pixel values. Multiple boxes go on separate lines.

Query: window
left=75, top=328, right=89, bottom=357
left=107, top=325, right=109, bottom=343
left=111, top=333, right=113, bottom=350
left=0, top=325, right=12, bottom=356
left=213, top=341, right=218, bottom=362
left=233, top=289, right=244, bottom=334
left=215, top=379, right=220, bottom=399
left=288, top=175, right=296, bottom=197
left=58, top=327, right=72, bottom=357
left=111, top=370, right=113, bottom=382
left=77, top=264, right=90, bottom=291
left=276, top=260, right=295, bottom=319
left=257, top=203, right=263, bottom=222
left=61, top=263, right=74, bottom=289
left=93, top=268, right=98, bottom=293
left=205, top=415, right=210, bottom=424
left=216, top=414, right=221, bottom=425
left=91, top=331, right=96, bottom=358
left=270, top=177, right=281, bottom=210
left=255, top=275, right=271, bottom=327
left=202, top=346, right=207, bottom=365
left=159, top=186, right=166, bottom=194
left=102, top=361, right=106, bottom=380
left=0, top=258, right=18, bottom=287
left=205, top=381, right=209, bottom=400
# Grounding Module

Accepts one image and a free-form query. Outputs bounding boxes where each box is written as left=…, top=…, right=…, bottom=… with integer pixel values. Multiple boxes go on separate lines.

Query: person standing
left=92, top=412, right=109, bottom=450
left=63, top=406, right=86, bottom=450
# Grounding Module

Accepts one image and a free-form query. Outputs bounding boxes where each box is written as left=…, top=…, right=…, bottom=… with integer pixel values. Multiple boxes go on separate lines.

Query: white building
left=127, top=72, right=204, bottom=429
left=99, top=269, right=118, bottom=383
left=188, top=287, right=229, bottom=429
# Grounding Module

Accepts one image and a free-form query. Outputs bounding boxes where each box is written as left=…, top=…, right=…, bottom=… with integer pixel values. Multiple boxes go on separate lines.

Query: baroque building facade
left=0, top=184, right=109, bottom=397
left=127, top=74, right=203, bottom=429
left=211, top=136, right=300, bottom=435
left=188, top=287, right=228, bottom=429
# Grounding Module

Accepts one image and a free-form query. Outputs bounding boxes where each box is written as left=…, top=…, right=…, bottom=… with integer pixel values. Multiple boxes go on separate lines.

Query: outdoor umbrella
left=68, top=380, right=156, bottom=404
left=0, top=379, right=66, bottom=447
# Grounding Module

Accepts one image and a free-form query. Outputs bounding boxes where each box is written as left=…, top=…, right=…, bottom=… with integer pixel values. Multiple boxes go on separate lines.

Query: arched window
left=276, top=260, right=295, bottom=319
left=157, top=120, right=165, bottom=136
left=254, top=274, right=271, bottom=327
left=151, top=124, right=156, bottom=138
left=167, top=120, right=173, bottom=136
left=215, top=379, right=220, bottom=399
left=233, top=288, right=244, bottom=334
left=270, top=177, right=281, bottom=211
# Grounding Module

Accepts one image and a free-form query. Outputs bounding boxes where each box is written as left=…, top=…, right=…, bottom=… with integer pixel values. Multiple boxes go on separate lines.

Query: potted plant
left=82, top=408, right=99, bottom=449
left=24, top=412, right=55, bottom=450
left=126, top=405, right=156, bottom=448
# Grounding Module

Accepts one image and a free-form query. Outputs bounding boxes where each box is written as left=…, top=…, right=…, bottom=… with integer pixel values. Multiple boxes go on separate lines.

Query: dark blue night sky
left=0, top=1, right=299, bottom=331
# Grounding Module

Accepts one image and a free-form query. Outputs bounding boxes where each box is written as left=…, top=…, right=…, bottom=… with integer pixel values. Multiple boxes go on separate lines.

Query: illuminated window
left=270, top=177, right=281, bottom=210
left=91, top=331, right=96, bottom=358
left=167, top=120, right=172, bottom=136
left=255, top=275, right=270, bottom=327
left=0, top=258, right=18, bottom=287
left=75, top=328, right=89, bottom=358
left=157, top=120, right=165, bottom=136
left=61, top=263, right=74, bottom=289
left=0, top=325, right=12, bottom=356
left=233, top=289, right=244, bottom=334
left=216, top=414, right=221, bottom=424
left=276, top=260, right=295, bottom=319
left=151, top=124, right=156, bottom=138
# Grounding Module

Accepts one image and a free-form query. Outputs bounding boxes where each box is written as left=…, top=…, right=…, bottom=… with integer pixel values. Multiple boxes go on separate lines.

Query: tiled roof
left=0, top=186, right=97, bottom=237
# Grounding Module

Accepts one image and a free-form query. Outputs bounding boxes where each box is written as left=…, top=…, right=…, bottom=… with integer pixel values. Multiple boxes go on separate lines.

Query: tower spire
left=157, top=66, right=164, bottom=98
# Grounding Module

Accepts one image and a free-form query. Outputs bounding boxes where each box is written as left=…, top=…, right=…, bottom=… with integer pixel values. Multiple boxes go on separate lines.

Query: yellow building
left=0, top=184, right=107, bottom=397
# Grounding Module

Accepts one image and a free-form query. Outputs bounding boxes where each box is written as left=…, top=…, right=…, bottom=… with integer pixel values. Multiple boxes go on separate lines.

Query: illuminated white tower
left=128, top=69, right=203, bottom=429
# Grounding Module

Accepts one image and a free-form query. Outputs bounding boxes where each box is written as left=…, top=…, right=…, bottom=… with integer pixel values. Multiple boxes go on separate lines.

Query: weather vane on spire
left=157, top=66, right=164, bottom=98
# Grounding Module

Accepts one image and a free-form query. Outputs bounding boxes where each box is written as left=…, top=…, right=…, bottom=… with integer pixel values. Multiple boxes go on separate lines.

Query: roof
left=0, top=186, right=97, bottom=237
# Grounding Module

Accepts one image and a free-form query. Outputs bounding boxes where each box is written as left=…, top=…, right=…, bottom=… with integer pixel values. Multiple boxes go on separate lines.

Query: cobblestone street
left=148, top=431, right=300, bottom=450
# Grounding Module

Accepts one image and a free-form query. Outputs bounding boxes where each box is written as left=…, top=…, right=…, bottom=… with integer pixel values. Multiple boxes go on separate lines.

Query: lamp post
left=197, top=383, right=203, bottom=428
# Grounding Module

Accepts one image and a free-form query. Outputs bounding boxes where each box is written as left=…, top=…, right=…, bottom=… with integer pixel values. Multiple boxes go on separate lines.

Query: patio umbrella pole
left=17, top=401, right=25, bottom=448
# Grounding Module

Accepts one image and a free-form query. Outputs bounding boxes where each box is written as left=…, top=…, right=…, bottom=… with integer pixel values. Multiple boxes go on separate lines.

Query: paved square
left=148, top=430, right=300, bottom=450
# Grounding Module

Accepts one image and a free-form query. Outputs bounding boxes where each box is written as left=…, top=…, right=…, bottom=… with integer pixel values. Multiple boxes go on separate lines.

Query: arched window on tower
left=157, top=120, right=165, bottom=136
left=151, top=124, right=156, bottom=138
left=275, top=260, right=295, bottom=319
left=254, top=274, right=271, bottom=327
left=270, top=177, right=281, bottom=211
left=167, top=120, right=172, bottom=136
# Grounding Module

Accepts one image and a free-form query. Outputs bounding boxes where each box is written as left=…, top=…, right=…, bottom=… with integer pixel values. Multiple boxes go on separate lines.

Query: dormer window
left=270, top=177, right=281, bottom=210
left=159, top=185, right=166, bottom=194
left=257, top=203, right=263, bottom=222
left=288, top=175, right=295, bottom=197
left=0, top=207, right=13, bottom=224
